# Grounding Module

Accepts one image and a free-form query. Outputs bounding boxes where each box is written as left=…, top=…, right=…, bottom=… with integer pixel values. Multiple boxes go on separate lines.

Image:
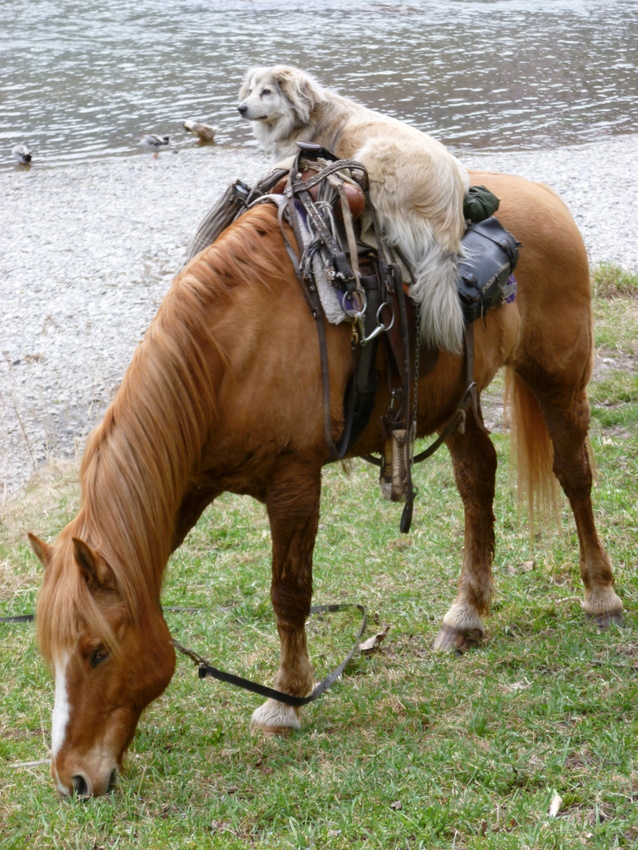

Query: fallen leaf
left=548, top=791, right=562, bottom=818
left=360, top=624, right=390, bottom=653
left=506, top=559, right=535, bottom=575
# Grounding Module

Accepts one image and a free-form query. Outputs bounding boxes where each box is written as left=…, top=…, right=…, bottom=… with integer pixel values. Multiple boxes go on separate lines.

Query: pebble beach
left=1, top=134, right=637, bottom=501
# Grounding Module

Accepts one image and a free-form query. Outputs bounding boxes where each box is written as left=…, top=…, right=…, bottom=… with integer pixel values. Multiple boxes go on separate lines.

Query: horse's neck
left=78, top=330, right=214, bottom=597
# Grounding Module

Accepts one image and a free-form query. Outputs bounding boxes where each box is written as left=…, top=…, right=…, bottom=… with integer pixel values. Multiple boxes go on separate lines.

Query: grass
left=1, top=267, right=637, bottom=849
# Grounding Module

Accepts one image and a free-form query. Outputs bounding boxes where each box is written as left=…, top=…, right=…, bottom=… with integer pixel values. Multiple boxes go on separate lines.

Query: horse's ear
left=28, top=533, right=53, bottom=569
left=72, top=538, right=116, bottom=590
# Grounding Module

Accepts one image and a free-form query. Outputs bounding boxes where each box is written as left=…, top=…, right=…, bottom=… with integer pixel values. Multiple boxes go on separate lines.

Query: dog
left=238, top=65, right=470, bottom=352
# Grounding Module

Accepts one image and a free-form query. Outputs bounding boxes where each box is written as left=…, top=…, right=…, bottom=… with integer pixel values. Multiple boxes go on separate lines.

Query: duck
left=12, top=144, right=32, bottom=165
left=183, top=120, right=217, bottom=143
left=139, top=134, right=170, bottom=158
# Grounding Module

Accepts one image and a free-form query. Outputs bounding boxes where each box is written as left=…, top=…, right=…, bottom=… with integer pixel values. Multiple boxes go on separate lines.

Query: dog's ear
left=273, top=66, right=326, bottom=124
left=238, top=67, right=256, bottom=100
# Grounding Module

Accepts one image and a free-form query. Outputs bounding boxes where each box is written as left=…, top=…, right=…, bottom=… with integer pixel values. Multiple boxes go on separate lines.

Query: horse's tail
left=504, top=367, right=561, bottom=531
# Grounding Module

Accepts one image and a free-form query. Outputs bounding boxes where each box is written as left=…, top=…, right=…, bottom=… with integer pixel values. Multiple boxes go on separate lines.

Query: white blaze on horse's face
left=52, top=656, right=70, bottom=757
left=30, top=533, right=176, bottom=798
left=51, top=655, right=71, bottom=794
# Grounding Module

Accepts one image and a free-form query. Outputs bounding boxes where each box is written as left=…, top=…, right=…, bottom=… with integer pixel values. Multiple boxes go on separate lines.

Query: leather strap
left=172, top=603, right=367, bottom=707
left=0, top=613, right=34, bottom=623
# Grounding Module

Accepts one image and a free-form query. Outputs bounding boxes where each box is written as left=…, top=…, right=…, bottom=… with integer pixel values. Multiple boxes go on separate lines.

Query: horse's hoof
left=433, top=624, right=484, bottom=653
left=587, top=608, right=624, bottom=629
left=250, top=699, right=301, bottom=736
left=250, top=723, right=295, bottom=738
left=582, top=589, right=624, bottom=629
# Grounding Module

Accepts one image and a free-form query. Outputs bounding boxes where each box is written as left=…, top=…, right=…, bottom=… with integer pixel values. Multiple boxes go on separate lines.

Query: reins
left=172, top=603, right=367, bottom=707
left=0, top=613, right=35, bottom=623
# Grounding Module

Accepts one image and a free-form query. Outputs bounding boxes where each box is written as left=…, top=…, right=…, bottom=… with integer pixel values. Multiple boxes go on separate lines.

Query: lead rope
left=172, top=603, right=367, bottom=707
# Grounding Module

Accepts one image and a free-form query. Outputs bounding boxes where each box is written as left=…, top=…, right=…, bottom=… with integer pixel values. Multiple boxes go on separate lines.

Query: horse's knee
left=250, top=699, right=302, bottom=736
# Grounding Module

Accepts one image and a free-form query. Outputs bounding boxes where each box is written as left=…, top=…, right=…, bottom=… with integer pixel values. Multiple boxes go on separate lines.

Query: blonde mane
left=37, top=204, right=288, bottom=660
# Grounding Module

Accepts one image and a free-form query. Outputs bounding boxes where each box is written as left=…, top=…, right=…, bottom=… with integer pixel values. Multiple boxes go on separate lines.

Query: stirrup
left=380, top=428, right=410, bottom=502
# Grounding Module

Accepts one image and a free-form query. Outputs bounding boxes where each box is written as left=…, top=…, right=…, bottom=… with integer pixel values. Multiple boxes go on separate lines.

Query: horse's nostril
left=72, top=774, right=90, bottom=798
left=108, top=769, right=118, bottom=792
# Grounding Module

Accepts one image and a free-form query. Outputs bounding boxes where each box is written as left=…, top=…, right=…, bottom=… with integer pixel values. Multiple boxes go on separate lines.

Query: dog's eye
left=261, top=88, right=272, bottom=96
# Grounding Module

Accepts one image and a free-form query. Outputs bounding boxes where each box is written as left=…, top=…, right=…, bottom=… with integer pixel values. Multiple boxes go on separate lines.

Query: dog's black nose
left=237, top=103, right=248, bottom=115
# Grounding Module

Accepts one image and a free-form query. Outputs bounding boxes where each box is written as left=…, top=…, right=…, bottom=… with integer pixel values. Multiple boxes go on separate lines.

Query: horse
left=29, top=169, right=623, bottom=798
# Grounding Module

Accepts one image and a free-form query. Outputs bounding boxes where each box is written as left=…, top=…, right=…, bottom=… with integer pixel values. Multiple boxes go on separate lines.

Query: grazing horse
left=30, top=169, right=622, bottom=797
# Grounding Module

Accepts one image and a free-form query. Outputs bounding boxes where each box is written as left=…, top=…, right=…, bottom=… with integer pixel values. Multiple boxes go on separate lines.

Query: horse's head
left=29, top=532, right=176, bottom=798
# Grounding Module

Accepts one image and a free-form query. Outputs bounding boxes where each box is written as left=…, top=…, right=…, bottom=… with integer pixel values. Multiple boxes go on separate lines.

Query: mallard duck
left=12, top=144, right=32, bottom=165
left=139, top=134, right=170, bottom=158
left=183, top=120, right=217, bottom=143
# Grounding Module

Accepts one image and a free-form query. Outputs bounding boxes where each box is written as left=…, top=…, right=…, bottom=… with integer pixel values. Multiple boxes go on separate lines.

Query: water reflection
left=1, top=0, right=636, bottom=169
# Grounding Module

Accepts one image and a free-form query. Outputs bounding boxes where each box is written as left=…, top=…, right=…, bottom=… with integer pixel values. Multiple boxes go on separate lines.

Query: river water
left=1, top=0, right=637, bottom=169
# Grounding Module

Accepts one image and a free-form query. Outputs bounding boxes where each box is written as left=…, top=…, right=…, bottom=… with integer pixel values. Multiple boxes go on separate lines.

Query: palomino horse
left=30, top=170, right=622, bottom=797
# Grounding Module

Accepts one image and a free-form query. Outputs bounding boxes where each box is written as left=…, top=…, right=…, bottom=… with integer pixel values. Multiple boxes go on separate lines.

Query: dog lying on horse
left=238, top=64, right=469, bottom=354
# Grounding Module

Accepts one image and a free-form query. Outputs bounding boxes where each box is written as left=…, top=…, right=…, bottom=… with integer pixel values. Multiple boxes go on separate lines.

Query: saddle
left=184, top=145, right=520, bottom=531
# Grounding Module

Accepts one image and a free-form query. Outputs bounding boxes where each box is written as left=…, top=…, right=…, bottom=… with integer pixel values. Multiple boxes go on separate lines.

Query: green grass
left=1, top=268, right=638, bottom=849
left=592, top=263, right=638, bottom=300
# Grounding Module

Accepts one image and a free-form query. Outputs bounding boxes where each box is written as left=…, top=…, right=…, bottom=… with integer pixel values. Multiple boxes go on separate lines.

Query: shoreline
left=1, top=135, right=637, bottom=502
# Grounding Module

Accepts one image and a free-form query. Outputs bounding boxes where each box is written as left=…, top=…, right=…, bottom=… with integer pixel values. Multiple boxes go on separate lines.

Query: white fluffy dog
left=238, top=65, right=469, bottom=352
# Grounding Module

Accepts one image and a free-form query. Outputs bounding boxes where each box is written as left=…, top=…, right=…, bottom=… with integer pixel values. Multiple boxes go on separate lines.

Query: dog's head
left=237, top=65, right=326, bottom=133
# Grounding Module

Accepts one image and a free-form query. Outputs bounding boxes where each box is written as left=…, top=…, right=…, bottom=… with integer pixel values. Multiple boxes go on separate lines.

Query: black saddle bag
left=457, top=217, right=520, bottom=323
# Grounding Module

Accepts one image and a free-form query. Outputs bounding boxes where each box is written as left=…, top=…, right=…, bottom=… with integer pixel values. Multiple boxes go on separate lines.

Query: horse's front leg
left=433, top=412, right=497, bottom=651
left=251, top=459, right=321, bottom=735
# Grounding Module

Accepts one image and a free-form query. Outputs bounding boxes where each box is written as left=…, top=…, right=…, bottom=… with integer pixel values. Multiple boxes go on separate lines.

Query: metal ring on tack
left=342, top=289, right=367, bottom=318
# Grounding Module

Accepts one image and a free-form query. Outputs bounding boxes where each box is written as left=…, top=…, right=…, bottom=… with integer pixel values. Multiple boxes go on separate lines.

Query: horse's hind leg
left=433, top=411, right=498, bottom=651
left=522, top=375, right=624, bottom=626
left=250, top=459, right=321, bottom=735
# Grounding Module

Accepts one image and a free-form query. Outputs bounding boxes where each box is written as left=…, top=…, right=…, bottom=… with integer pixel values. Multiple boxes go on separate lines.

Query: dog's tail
left=358, top=137, right=467, bottom=353
left=386, top=218, right=464, bottom=353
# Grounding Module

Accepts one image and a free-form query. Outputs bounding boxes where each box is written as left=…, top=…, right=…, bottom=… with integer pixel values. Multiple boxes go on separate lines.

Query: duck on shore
left=12, top=144, right=32, bottom=165
left=183, top=120, right=217, bottom=143
left=139, top=134, right=170, bottom=158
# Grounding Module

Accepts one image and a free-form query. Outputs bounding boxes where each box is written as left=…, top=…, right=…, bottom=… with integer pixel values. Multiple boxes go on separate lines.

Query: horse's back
left=469, top=169, right=593, bottom=385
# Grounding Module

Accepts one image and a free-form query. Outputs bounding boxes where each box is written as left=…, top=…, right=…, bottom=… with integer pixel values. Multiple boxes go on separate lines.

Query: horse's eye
left=261, top=88, right=271, bottom=96
left=90, top=647, right=109, bottom=668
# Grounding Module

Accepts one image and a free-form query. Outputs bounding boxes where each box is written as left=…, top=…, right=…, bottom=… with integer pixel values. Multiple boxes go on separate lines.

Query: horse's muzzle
left=56, top=764, right=118, bottom=798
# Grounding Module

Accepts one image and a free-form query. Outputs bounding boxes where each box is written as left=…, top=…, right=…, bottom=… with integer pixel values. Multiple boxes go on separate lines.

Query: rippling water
left=1, top=0, right=637, bottom=170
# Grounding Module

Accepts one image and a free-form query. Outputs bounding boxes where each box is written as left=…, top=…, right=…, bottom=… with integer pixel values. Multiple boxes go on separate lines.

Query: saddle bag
left=457, top=217, right=520, bottom=324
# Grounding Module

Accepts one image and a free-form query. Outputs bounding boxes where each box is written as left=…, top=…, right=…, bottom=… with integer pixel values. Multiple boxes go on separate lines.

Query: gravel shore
left=2, top=135, right=637, bottom=502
